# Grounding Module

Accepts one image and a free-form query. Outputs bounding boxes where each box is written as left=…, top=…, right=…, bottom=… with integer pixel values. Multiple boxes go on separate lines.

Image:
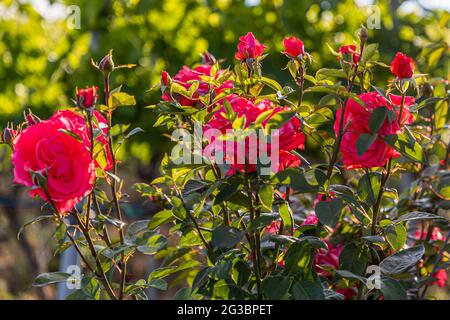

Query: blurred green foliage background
left=0, top=0, right=448, bottom=168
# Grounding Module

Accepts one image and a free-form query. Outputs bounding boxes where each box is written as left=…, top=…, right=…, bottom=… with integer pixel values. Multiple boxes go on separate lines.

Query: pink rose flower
left=335, top=91, right=415, bottom=169
left=203, top=95, right=305, bottom=175
left=338, top=45, right=360, bottom=64
left=162, top=65, right=233, bottom=107
left=390, top=52, right=415, bottom=79
left=12, top=110, right=97, bottom=214
left=77, top=86, right=98, bottom=109
left=235, top=32, right=267, bottom=61
left=283, top=36, right=305, bottom=58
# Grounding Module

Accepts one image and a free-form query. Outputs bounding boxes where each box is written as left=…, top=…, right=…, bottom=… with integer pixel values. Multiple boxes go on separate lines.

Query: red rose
left=338, top=45, right=360, bottom=64
left=77, top=86, right=98, bottom=108
left=390, top=52, right=415, bottom=79
left=301, top=212, right=318, bottom=226
left=235, top=32, right=267, bottom=61
left=203, top=95, right=305, bottom=175
left=335, top=92, right=415, bottom=169
left=432, top=269, right=448, bottom=288
left=162, top=65, right=233, bottom=107
left=314, top=241, right=343, bottom=277
left=54, top=110, right=113, bottom=171
left=12, top=110, right=96, bottom=213
left=161, top=70, right=170, bottom=86
left=283, top=36, right=305, bottom=58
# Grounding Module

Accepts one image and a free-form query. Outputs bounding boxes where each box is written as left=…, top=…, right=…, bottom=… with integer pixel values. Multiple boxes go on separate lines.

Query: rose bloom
left=283, top=36, right=305, bottom=58
left=12, top=110, right=98, bottom=213
left=338, top=45, right=360, bottom=64
left=162, top=65, right=232, bottom=107
left=432, top=269, right=448, bottom=288
left=390, top=52, right=415, bottom=79
left=335, top=91, right=415, bottom=169
left=235, top=32, right=267, bottom=61
left=55, top=110, right=113, bottom=171
left=203, top=95, right=305, bottom=175
left=77, top=86, right=98, bottom=108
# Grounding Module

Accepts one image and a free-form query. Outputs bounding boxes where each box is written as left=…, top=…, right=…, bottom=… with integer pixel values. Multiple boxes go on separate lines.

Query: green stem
left=244, top=170, right=262, bottom=299
left=325, top=42, right=366, bottom=182
left=103, top=72, right=127, bottom=300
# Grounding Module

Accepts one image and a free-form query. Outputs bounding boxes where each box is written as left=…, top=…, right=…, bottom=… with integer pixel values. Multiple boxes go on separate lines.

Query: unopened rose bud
left=1, top=127, right=17, bottom=145
left=358, top=25, right=368, bottom=44
left=161, top=70, right=171, bottom=87
left=98, top=50, right=115, bottom=73
left=25, top=110, right=40, bottom=126
left=77, top=86, right=98, bottom=109
left=421, top=83, right=433, bottom=98
left=201, top=51, right=217, bottom=65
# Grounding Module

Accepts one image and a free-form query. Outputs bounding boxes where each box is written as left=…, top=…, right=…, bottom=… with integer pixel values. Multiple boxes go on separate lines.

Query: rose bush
left=1, top=26, right=449, bottom=300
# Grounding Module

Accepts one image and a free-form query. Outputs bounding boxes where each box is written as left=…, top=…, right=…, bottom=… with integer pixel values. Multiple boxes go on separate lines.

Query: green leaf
left=380, top=277, right=407, bottom=300
left=171, top=197, right=187, bottom=220
left=258, top=185, right=273, bottom=211
left=264, top=110, right=296, bottom=133
left=369, top=106, right=387, bottom=134
left=357, top=172, right=381, bottom=206
left=395, top=212, right=447, bottom=223
left=384, top=134, right=424, bottom=163
left=248, top=213, right=278, bottom=232
left=386, top=224, right=407, bottom=251
left=33, top=272, right=71, bottom=287
left=136, top=233, right=167, bottom=255
left=261, top=276, right=291, bottom=300
left=380, top=245, right=425, bottom=275
left=211, top=226, right=244, bottom=249
left=356, top=133, right=377, bottom=157
left=17, top=215, right=53, bottom=240
left=339, top=243, right=370, bottom=275
left=315, top=198, right=342, bottom=228
left=361, top=43, right=378, bottom=64
left=127, top=219, right=150, bottom=235
left=109, top=92, right=136, bottom=109
left=279, top=202, right=294, bottom=235
left=260, top=77, right=283, bottom=92
left=292, top=280, right=325, bottom=300
left=148, top=210, right=174, bottom=230
left=284, top=241, right=313, bottom=274
left=148, top=278, right=168, bottom=291
left=316, top=68, right=347, bottom=80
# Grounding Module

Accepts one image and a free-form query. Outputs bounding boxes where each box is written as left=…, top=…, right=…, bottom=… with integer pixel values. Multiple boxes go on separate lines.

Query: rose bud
left=338, top=45, right=360, bottom=65
left=282, top=36, right=305, bottom=58
left=161, top=70, right=171, bottom=87
left=201, top=51, right=217, bottom=65
left=1, top=127, right=17, bottom=145
left=98, top=50, right=115, bottom=73
left=390, top=52, right=415, bottom=79
left=24, top=110, right=41, bottom=126
left=77, top=86, right=98, bottom=109
left=235, top=32, right=267, bottom=61
left=358, top=25, right=368, bottom=44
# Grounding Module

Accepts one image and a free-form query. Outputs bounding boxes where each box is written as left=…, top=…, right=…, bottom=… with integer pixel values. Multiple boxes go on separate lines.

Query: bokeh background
left=0, top=0, right=448, bottom=299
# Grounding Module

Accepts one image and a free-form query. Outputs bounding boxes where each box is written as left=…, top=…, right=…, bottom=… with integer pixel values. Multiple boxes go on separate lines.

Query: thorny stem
left=371, top=157, right=392, bottom=236
left=297, top=64, right=305, bottom=108
left=244, top=168, right=262, bottom=300
left=326, top=42, right=366, bottom=182
left=42, top=185, right=116, bottom=299
left=272, top=187, right=289, bottom=270
left=103, top=72, right=127, bottom=299
left=71, top=211, right=117, bottom=300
